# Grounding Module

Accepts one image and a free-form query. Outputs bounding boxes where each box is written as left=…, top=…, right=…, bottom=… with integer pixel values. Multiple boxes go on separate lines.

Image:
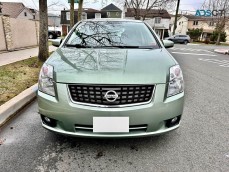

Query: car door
left=178, top=35, right=186, bottom=43
left=173, top=36, right=179, bottom=43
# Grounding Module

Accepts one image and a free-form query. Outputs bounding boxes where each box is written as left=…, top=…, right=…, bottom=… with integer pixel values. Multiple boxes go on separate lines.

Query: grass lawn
left=48, top=40, right=52, bottom=46
left=0, top=57, right=43, bottom=106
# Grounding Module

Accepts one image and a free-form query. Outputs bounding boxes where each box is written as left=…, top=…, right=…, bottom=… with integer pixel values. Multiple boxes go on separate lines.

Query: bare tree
left=70, top=0, right=84, bottom=28
left=38, top=0, right=49, bottom=62
left=202, top=0, right=229, bottom=44
left=124, top=0, right=175, bottom=20
left=78, top=0, right=84, bottom=21
left=70, top=0, right=75, bottom=29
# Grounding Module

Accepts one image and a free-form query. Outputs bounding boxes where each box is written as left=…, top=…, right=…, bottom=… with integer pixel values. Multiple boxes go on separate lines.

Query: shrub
left=187, top=28, right=203, bottom=41
left=210, top=31, right=226, bottom=42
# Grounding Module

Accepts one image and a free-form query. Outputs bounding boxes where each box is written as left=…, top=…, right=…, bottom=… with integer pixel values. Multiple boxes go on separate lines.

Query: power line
left=31, top=0, right=38, bottom=9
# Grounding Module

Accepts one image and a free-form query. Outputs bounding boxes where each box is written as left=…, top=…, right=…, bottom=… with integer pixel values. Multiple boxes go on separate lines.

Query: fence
left=0, top=15, right=39, bottom=51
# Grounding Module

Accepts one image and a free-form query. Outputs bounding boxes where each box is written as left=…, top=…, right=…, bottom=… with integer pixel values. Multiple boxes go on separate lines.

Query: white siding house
left=125, top=9, right=171, bottom=39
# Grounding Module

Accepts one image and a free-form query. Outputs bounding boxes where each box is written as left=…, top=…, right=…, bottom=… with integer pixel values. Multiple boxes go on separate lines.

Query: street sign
left=68, top=0, right=79, bottom=3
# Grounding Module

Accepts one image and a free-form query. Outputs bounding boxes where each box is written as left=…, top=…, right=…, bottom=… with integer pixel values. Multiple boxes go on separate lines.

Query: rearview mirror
left=52, top=39, right=62, bottom=47
left=163, top=40, right=174, bottom=48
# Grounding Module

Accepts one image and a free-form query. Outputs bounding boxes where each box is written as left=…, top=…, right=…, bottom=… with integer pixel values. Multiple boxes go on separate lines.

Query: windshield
left=65, top=21, right=160, bottom=48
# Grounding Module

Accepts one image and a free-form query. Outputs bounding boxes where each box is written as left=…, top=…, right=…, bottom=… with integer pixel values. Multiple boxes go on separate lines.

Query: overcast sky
left=2, top=0, right=205, bottom=14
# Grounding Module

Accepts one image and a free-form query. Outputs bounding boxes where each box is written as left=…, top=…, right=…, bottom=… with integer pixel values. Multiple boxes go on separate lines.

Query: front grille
left=68, top=84, right=154, bottom=106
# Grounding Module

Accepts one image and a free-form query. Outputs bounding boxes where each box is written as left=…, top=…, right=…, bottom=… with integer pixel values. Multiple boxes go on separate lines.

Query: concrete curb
left=0, top=84, right=38, bottom=127
left=214, top=49, right=229, bottom=55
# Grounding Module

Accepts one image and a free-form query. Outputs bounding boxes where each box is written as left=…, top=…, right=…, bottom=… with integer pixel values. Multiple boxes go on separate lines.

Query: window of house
left=107, top=12, right=110, bottom=17
left=33, top=15, right=35, bottom=19
left=24, top=12, right=27, bottom=16
left=209, top=21, right=214, bottom=26
left=179, top=22, right=181, bottom=25
left=116, top=12, right=120, bottom=17
left=66, top=12, right=70, bottom=20
left=155, top=17, right=161, bottom=24
left=193, top=21, right=198, bottom=25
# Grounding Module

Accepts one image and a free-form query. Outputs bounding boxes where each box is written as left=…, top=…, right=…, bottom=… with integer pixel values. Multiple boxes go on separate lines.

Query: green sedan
left=38, top=19, right=184, bottom=138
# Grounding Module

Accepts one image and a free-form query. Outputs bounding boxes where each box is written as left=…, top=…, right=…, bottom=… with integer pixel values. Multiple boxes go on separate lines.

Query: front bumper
left=38, top=83, right=184, bottom=138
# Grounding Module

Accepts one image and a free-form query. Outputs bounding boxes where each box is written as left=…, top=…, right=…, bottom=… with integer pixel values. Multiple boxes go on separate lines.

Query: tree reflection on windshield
left=65, top=21, right=159, bottom=48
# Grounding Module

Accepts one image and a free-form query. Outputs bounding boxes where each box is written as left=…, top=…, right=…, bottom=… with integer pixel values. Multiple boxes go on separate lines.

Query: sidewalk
left=214, top=49, right=229, bottom=55
left=0, top=46, right=57, bottom=66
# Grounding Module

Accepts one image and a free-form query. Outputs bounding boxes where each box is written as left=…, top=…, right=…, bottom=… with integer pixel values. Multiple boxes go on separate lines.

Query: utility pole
left=70, top=0, right=74, bottom=29
left=173, top=0, right=180, bottom=35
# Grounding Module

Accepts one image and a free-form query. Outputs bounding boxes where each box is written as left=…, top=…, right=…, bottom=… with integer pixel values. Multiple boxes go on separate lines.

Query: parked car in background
left=38, top=19, right=184, bottom=138
left=165, top=35, right=191, bottom=44
left=48, top=30, right=61, bottom=39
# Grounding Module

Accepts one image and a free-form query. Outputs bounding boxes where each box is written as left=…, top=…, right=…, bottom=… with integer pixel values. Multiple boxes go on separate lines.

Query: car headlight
left=167, top=65, right=184, bottom=97
left=38, top=63, right=55, bottom=96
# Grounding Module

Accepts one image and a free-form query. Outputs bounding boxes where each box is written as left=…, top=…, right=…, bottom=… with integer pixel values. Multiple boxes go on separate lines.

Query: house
left=173, top=15, right=229, bottom=42
left=101, top=3, right=122, bottom=18
left=169, top=14, right=182, bottom=33
left=60, top=3, right=122, bottom=35
left=48, top=14, right=61, bottom=33
left=125, top=8, right=171, bottom=39
left=0, top=2, right=38, bottom=20
left=60, top=8, right=107, bottom=35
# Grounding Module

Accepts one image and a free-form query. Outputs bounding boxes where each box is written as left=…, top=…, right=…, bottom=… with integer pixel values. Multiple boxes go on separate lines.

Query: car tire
left=49, top=34, right=54, bottom=39
left=184, top=40, right=188, bottom=45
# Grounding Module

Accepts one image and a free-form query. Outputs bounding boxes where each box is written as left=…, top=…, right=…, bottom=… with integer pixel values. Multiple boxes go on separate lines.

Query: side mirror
left=52, top=39, right=62, bottom=47
left=163, top=40, right=174, bottom=48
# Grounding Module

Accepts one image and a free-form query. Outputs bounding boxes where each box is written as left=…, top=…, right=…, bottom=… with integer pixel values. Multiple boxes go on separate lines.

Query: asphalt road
left=0, top=44, right=229, bottom=172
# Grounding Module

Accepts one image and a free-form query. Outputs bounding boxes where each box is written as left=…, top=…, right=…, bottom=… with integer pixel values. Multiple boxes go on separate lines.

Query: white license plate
left=93, top=117, right=129, bottom=133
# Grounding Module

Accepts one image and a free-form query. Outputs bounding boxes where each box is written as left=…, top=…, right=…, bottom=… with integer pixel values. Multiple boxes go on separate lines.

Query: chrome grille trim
left=67, top=84, right=156, bottom=107
left=74, top=124, right=148, bottom=132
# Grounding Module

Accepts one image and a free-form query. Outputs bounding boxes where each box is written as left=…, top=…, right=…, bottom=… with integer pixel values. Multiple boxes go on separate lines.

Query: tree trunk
left=78, top=0, right=83, bottom=22
left=70, top=0, right=74, bottom=29
left=38, top=0, right=49, bottom=62
left=216, top=32, right=221, bottom=45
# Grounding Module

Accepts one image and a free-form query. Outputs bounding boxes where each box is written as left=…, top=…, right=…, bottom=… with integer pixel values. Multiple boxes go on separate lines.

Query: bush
left=210, top=31, right=226, bottom=42
left=187, top=28, right=203, bottom=41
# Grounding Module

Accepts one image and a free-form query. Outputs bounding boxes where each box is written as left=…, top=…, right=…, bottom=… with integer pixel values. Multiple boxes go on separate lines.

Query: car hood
left=47, top=47, right=176, bottom=84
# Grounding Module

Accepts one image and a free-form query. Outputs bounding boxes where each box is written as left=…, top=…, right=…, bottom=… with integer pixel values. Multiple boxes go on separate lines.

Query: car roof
left=81, top=18, right=143, bottom=23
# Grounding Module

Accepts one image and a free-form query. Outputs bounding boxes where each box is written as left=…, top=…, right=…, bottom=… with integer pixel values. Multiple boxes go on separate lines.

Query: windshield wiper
left=65, top=44, right=90, bottom=48
left=92, top=45, right=140, bottom=48
left=65, top=44, right=156, bottom=49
